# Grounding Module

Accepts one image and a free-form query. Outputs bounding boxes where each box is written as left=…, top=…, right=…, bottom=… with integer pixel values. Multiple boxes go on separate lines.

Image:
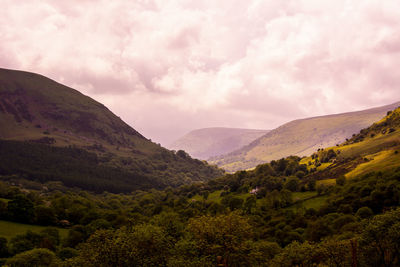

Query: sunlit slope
left=211, top=102, right=400, bottom=172
left=169, top=127, right=269, bottom=160
left=200, top=107, right=400, bottom=214
left=0, top=68, right=223, bottom=192
left=302, top=107, right=400, bottom=181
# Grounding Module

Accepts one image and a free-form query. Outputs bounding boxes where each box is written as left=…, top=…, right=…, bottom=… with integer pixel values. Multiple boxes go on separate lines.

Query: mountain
left=211, top=102, right=400, bottom=172
left=1, top=101, right=400, bottom=266
left=0, top=68, right=223, bottom=192
left=169, top=127, right=270, bottom=160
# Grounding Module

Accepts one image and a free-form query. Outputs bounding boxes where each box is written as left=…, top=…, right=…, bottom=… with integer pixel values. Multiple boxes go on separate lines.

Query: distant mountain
left=169, top=127, right=270, bottom=160
left=0, top=68, right=223, bottom=192
left=211, top=102, right=400, bottom=172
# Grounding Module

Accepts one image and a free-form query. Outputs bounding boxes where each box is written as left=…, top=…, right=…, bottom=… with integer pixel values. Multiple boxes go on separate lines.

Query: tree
left=359, top=208, right=400, bottom=267
left=7, top=194, right=35, bottom=223
left=221, top=195, right=243, bottom=211
left=247, top=241, right=281, bottom=266
left=244, top=195, right=257, bottom=214
left=186, top=213, right=253, bottom=266
left=0, top=237, right=9, bottom=258
left=284, top=177, right=300, bottom=192
left=35, top=206, right=57, bottom=225
left=9, top=231, right=43, bottom=255
left=356, top=207, right=373, bottom=219
left=271, top=241, right=317, bottom=267
left=6, top=248, right=60, bottom=267
left=317, top=239, right=352, bottom=267
left=74, top=224, right=171, bottom=266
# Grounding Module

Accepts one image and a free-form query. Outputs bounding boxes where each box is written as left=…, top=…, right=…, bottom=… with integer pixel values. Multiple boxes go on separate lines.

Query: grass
left=301, top=195, right=329, bottom=210
left=346, top=149, right=400, bottom=179
left=287, top=194, right=328, bottom=211
left=0, top=220, right=69, bottom=240
left=191, top=190, right=252, bottom=204
left=207, top=190, right=223, bottom=203
left=317, top=162, right=332, bottom=171
left=191, top=190, right=224, bottom=203
left=213, top=102, right=399, bottom=172
left=292, top=191, right=318, bottom=201
left=338, top=131, right=400, bottom=159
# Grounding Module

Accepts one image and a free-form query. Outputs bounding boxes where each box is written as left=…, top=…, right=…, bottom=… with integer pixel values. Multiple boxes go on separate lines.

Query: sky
left=1, top=0, right=400, bottom=146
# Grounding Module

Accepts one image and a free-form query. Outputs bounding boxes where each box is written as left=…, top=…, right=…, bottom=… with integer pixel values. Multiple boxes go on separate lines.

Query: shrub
left=6, top=248, right=59, bottom=267
left=356, top=207, right=373, bottom=219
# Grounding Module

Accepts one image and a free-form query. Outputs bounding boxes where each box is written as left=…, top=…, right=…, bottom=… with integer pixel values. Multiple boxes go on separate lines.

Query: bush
left=57, top=247, right=78, bottom=261
left=0, top=237, right=9, bottom=258
left=356, top=207, right=373, bottom=219
left=336, top=176, right=346, bottom=186
left=6, top=248, right=60, bottom=267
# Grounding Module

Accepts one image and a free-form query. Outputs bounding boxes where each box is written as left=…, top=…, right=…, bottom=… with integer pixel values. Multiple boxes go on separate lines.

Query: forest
left=0, top=150, right=399, bottom=266
left=0, top=140, right=222, bottom=193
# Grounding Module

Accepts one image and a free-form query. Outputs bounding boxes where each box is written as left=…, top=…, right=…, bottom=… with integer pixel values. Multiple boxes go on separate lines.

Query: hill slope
left=0, top=68, right=223, bottom=192
left=211, top=102, right=400, bottom=172
left=169, top=127, right=269, bottom=160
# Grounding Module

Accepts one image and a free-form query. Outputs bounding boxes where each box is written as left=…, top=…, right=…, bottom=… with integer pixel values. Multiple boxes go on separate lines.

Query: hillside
left=211, top=102, right=400, bottom=172
left=0, top=68, right=223, bottom=192
left=1, top=107, right=400, bottom=266
left=169, top=127, right=269, bottom=160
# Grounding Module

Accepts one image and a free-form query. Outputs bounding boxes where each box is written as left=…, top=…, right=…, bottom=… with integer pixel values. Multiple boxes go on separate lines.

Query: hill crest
left=211, top=101, right=400, bottom=172
left=169, top=127, right=269, bottom=160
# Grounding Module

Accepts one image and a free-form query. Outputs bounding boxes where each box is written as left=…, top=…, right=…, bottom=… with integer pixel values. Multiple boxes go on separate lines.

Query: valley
left=0, top=75, right=399, bottom=265
left=0, top=69, right=399, bottom=266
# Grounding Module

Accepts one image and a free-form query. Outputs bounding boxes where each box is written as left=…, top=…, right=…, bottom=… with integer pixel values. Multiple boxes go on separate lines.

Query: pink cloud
left=1, top=0, right=400, bottom=145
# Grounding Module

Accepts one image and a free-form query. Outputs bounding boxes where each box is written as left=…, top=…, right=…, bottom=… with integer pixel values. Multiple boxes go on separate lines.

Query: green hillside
left=0, top=107, right=400, bottom=266
left=169, top=127, right=269, bottom=160
left=211, top=102, right=400, bottom=172
left=0, top=68, right=223, bottom=192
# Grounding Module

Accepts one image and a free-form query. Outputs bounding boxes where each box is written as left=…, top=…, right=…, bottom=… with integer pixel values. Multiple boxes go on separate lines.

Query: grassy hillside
left=0, top=68, right=223, bottom=192
left=169, top=127, right=269, bottom=160
left=1, top=107, right=400, bottom=266
left=211, top=102, right=400, bottom=172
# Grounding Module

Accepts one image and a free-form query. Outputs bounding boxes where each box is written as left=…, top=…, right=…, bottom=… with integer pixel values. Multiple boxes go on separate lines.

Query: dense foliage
left=0, top=157, right=400, bottom=266
left=0, top=140, right=222, bottom=193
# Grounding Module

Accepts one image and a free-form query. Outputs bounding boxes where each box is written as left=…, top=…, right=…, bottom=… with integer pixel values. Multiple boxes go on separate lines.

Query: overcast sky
left=1, top=0, right=400, bottom=145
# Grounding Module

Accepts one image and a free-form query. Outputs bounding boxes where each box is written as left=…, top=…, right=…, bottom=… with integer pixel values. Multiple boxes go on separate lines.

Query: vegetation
left=211, top=101, right=400, bottom=172
left=0, top=221, right=68, bottom=240
left=0, top=68, right=400, bottom=266
left=0, top=68, right=223, bottom=193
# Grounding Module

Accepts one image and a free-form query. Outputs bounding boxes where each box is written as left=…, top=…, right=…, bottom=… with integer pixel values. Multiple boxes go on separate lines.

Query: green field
left=287, top=194, right=328, bottom=212
left=292, top=191, right=318, bottom=202
left=191, top=190, right=252, bottom=204
left=0, top=220, right=68, bottom=240
left=301, top=195, right=329, bottom=210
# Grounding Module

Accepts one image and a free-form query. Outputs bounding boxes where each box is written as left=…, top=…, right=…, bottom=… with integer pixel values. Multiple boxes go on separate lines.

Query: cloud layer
left=1, top=0, right=400, bottom=145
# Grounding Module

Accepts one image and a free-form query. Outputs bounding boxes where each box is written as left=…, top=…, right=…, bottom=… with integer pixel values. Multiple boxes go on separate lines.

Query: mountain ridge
left=211, top=101, right=400, bottom=172
left=169, top=127, right=270, bottom=160
left=0, top=68, right=223, bottom=192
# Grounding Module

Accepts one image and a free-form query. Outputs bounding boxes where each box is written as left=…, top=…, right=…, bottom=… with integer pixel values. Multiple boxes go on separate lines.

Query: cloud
left=1, top=0, right=400, bottom=145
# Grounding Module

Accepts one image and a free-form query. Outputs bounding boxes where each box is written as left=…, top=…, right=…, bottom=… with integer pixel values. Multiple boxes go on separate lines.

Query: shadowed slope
left=0, top=68, right=223, bottom=192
